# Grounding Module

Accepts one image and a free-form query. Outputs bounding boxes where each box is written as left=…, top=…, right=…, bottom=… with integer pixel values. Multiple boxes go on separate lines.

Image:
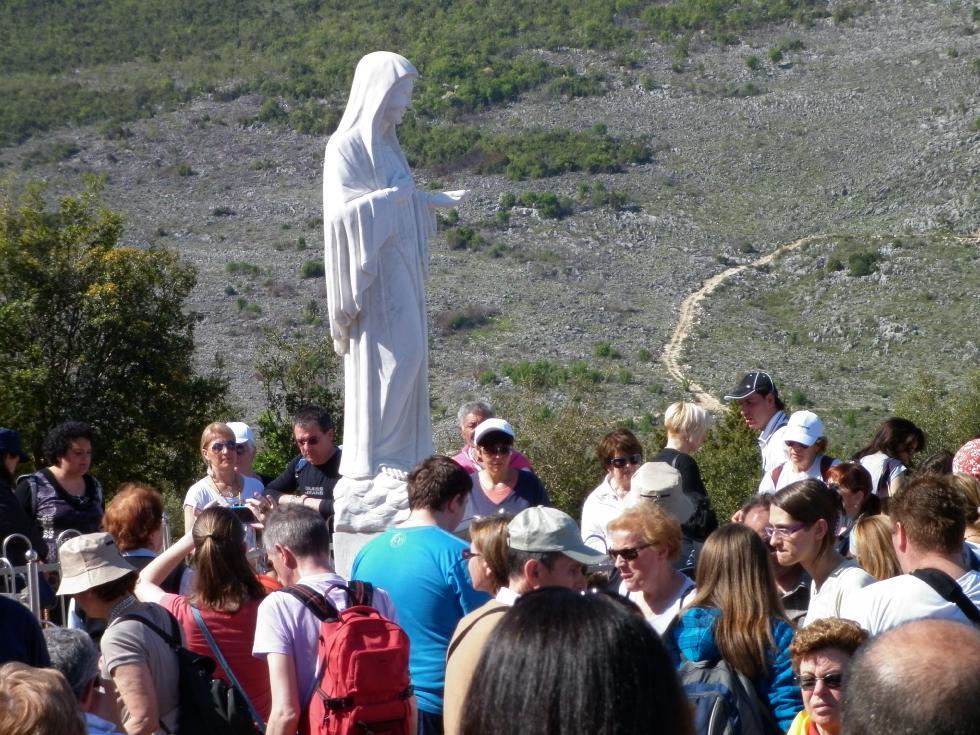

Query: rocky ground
left=2, top=0, right=977, bottom=450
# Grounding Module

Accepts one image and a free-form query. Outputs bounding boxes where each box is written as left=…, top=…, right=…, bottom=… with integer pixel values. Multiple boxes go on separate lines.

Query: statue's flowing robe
left=323, top=52, right=435, bottom=480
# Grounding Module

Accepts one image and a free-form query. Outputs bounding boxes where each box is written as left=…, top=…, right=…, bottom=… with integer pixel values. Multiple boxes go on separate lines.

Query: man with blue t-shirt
left=352, top=455, right=489, bottom=735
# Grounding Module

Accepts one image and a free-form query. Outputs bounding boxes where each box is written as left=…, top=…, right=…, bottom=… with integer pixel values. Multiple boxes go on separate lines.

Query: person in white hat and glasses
left=443, top=506, right=607, bottom=735
left=226, top=421, right=261, bottom=483
left=724, top=370, right=790, bottom=475
left=759, top=410, right=840, bottom=494
left=467, top=418, right=551, bottom=518
left=57, top=532, right=181, bottom=735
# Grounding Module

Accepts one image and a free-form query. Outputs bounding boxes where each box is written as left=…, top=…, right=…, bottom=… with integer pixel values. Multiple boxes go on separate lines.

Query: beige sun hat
left=56, top=532, right=136, bottom=596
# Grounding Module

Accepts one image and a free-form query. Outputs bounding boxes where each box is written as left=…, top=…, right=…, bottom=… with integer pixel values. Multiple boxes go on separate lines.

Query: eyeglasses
left=785, top=441, right=811, bottom=449
left=482, top=444, right=513, bottom=456
left=210, top=441, right=237, bottom=453
left=607, top=544, right=652, bottom=561
left=608, top=453, right=642, bottom=469
left=461, top=549, right=480, bottom=560
left=296, top=436, right=319, bottom=446
left=764, top=522, right=809, bottom=539
left=795, top=672, right=844, bottom=691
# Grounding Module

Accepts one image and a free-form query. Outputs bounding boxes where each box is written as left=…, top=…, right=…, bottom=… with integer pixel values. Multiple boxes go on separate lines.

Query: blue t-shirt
left=467, top=469, right=552, bottom=518
left=352, top=525, right=489, bottom=715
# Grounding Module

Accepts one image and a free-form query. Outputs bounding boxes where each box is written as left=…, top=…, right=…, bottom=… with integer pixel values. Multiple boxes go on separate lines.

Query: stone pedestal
left=331, top=471, right=410, bottom=577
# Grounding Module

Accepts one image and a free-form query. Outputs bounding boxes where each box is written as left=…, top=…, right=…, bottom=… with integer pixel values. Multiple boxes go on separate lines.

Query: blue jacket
left=667, top=606, right=802, bottom=731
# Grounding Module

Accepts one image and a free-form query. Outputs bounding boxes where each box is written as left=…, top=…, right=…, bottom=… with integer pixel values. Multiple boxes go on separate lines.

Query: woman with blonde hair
left=464, top=514, right=511, bottom=595
left=949, top=473, right=980, bottom=550
left=667, top=523, right=802, bottom=731
left=654, top=401, right=718, bottom=545
left=136, top=506, right=270, bottom=723
left=183, top=422, right=264, bottom=533
left=0, top=663, right=86, bottom=735
left=850, top=515, right=901, bottom=580
left=607, top=504, right=694, bottom=634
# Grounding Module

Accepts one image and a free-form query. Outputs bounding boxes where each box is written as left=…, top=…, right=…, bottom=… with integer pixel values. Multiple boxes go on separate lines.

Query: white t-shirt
left=580, top=476, right=628, bottom=553
left=802, top=558, right=875, bottom=627
left=759, top=412, right=790, bottom=474
left=758, top=456, right=841, bottom=494
left=183, top=475, right=265, bottom=511
left=253, top=572, right=398, bottom=703
left=621, top=575, right=696, bottom=636
left=839, top=569, right=980, bottom=635
left=858, top=452, right=905, bottom=496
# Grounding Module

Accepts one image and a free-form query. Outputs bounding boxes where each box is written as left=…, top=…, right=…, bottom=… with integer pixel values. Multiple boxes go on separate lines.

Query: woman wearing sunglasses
left=769, top=480, right=874, bottom=626
left=667, top=523, right=803, bottom=732
left=606, top=504, right=695, bottom=634
left=654, top=401, right=718, bottom=546
left=759, top=410, right=840, bottom=495
left=467, top=419, right=550, bottom=518
left=183, top=422, right=265, bottom=533
left=787, top=617, right=869, bottom=735
left=580, top=428, right=644, bottom=553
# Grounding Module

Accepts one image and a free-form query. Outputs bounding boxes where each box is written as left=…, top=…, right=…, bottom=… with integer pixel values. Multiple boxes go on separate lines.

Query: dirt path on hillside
left=660, top=236, right=822, bottom=412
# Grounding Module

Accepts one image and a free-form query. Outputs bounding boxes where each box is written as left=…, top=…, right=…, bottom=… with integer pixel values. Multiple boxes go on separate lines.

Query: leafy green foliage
left=226, top=261, right=261, bottom=276
left=697, top=404, right=763, bottom=521
left=251, top=331, right=343, bottom=479
left=0, top=179, right=230, bottom=498
left=642, top=0, right=829, bottom=41
left=301, top=260, right=325, bottom=278
left=847, top=251, right=881, bottom=277
left=893, top=370, right=980, bottom=457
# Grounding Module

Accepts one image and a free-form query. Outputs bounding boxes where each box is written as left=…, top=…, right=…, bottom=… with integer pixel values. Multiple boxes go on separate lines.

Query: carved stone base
left=331, top=472, right=411, bottom=577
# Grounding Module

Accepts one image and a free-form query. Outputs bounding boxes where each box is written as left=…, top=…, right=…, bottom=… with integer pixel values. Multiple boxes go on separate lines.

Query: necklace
left=108, top=594, right=139, bottom=624
left=210, top=473, right=243, bottom=502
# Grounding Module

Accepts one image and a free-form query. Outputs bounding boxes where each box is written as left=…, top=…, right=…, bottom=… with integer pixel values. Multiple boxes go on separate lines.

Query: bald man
left=841, top=619, right=980, bottom=735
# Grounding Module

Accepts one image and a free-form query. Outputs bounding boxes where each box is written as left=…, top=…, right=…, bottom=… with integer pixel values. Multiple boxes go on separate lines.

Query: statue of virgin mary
left=323, top=51, right=465, bottom=483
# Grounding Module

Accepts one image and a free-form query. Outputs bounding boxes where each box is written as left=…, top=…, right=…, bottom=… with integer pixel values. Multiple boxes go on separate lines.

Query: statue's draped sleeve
left=323, top=134, right=398, bottom=355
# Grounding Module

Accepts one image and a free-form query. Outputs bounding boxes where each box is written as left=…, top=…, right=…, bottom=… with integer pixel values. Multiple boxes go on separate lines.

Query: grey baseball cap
left=507, top=506, right=608, bottom=565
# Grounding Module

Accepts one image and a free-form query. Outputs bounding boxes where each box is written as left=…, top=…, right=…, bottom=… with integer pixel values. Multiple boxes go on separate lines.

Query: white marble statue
left=324, top=52, right=465, bottom=558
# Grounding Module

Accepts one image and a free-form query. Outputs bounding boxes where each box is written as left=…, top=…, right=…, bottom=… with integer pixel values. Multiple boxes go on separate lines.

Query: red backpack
left=285, top=582, right=413, bottom=735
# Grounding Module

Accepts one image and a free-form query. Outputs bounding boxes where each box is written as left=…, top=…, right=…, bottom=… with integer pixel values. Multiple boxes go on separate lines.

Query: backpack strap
left=446, top=605, right=508, bottom=662
left=876, top=459, right=896, bottom=498
left=911, top=568, right=980, bottom=626
left=283, top=584, right=341, bottom=622
left=190, top=605, right=265, bottom=730
left=118, top=611, right=182, bottom=649
left=343, top=580, right=374, bottom=607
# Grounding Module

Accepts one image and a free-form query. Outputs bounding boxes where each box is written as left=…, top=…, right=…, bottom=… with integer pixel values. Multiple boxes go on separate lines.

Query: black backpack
left=120, top=612, right=262, bottom=735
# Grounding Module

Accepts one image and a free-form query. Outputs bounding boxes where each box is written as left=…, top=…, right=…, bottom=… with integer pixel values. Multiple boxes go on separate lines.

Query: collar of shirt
left=758, top=409, right=788, bottom=448
left=495, top=586, right=520, bottom=606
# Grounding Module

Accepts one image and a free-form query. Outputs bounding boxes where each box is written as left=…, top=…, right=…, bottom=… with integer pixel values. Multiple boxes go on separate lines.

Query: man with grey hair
left=44, top=626, right=124, bottom=734
left=451, top=400, right=533, bottom=474
left=443, top=506, right=607, bottom=735
left=841, top=619, right=980, bottom=735
left=253, top=508, right=399, bottom=735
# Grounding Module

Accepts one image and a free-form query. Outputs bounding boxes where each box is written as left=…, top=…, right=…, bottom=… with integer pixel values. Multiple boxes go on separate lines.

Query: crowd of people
left=2, top=368, right=980, bottom=735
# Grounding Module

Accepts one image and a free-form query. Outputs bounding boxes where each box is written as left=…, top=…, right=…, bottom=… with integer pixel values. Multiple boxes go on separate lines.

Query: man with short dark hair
left=443, top=506, right=606, bottom=735
left=265, top=405, right=341, bottom=519
left=254, top=508, right=399, bottom=735
left=724, top=370, right=789, bottom=473
left=841, top=619, right=980, bottom=735
left=841, top=474, right=980, bottom=634
left=352, top=456, right=489, bottom=735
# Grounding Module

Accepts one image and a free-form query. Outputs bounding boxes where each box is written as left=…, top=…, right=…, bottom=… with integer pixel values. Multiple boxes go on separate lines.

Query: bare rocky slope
left=2, top=0, right=977, bottom=449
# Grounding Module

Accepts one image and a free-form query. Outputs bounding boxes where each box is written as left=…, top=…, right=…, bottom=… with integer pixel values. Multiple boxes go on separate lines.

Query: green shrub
left=175, top=163, right=194, bottom=177
left=745, top=55, right=760, bottom=70
left=211, top=206, right=235, bottom=217
left=225, top=261, right=260, bottom=276
left=478, top=370, right=497, bottom=386
left=847, top=251, right=881, bottom=277
left=301, top=260, right=325, bottom=278
left=21, top=142, right=81, bottom=169
left=593, top=341, right=621, bottom=359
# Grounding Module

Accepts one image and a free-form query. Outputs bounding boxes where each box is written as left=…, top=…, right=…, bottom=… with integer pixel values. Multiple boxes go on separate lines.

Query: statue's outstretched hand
left=429, top=189, right=469, bottom=207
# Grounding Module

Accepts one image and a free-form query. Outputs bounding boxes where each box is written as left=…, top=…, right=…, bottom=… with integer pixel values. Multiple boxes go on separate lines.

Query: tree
left=893, top=370, right=980, bottom=456
left=697, top=403, right=762, bottom=521
left=0, top=179, right=230, bottom=499
left=252, top=330, right=343, bottom=479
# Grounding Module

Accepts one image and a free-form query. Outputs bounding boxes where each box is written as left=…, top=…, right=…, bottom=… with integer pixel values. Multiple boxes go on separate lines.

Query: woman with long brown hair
left=667, top=523, right=802, bottom=732
left=135, top=506, right=270, bottom=723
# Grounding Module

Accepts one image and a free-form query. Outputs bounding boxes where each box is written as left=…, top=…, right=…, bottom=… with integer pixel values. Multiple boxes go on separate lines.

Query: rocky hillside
left=2, top=0, right=977, bottom=451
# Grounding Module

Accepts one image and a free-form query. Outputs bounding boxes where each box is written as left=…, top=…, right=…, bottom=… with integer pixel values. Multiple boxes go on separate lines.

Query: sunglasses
left=764, top=522, right=809, bottom=540
left=608, top=453, right=642, bottom=469
left=461, top=549, right=480, bottom=560
left=210, top=441, right=237, bottom=453
left=607, top=543, right=651, bottom=561
left=795, top=672, right=843, bottom=691
left=482, top=444, right=513, bottom=456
